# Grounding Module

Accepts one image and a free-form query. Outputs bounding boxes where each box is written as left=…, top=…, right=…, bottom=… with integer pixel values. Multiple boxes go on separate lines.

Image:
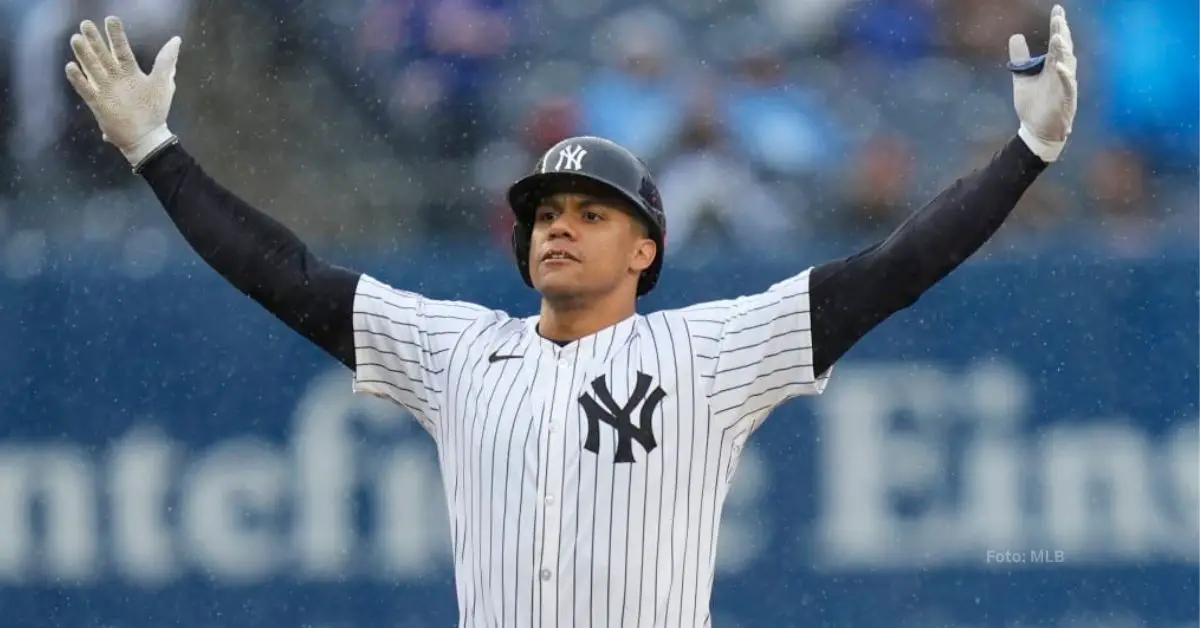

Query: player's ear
left=629, top=237, right=656, bottom=273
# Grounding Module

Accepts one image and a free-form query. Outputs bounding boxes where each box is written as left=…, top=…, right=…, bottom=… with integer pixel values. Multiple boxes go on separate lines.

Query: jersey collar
left=525, top=313, right=640, bottom=364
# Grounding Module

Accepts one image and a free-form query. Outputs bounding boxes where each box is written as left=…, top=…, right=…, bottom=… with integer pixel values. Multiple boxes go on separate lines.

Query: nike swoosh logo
left=488, top=352, right=522, bottom=363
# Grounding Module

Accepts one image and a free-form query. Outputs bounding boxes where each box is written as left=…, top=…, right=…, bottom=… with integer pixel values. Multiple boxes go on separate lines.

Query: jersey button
left=545, top=494, right=555, bottom=506
left=539, top=569, right=552, bottom=581
left=557, top=359, right=568, bottom=368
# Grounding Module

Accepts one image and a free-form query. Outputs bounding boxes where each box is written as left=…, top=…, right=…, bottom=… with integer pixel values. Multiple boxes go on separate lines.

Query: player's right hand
left=65, top=16, right=182, bottom=170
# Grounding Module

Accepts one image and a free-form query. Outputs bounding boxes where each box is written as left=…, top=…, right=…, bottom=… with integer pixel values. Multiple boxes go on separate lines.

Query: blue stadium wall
left=1, top=250, right=1196, bottom=628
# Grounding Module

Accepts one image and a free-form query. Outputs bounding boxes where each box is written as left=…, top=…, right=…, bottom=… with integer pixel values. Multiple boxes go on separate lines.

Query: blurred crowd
left=0, top=0, right=1196, bottom=263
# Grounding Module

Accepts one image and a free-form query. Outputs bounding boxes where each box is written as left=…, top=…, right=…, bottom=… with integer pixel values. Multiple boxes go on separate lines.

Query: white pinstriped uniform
left=351, top=268, right=831, bottom=627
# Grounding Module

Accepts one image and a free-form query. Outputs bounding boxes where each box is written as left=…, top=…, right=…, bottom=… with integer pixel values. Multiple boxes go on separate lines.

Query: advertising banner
left=1, top=254, right=1195, bottom=627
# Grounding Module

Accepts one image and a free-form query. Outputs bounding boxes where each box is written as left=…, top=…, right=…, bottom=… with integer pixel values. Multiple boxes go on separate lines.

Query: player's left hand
left=1007, top=4, right=1078, bottom=163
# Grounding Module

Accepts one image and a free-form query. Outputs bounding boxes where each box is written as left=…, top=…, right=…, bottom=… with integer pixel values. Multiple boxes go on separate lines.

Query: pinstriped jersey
left=351, top=269, right=831, bottom=627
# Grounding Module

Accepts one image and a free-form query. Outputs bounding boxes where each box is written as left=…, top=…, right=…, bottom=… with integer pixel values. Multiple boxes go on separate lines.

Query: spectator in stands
left=656, top=84, right=798, bottom=257
left=940, top=0, right=1045, bottom=64
left=359, top=0, right=516, bottom=159
left=720, top=26, right=847, bottom=179
left=1078, top=145, right=1164, bottom=258
left=825, top=132, right=914, bottom=241
left=835, top=0, right=940, bottom=62
left=578, top=6, right=690, bottom=167
left=757, top=0, right=858, bottom=50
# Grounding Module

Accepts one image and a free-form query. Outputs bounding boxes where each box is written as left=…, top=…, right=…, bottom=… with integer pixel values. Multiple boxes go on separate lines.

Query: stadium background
left=1, top=0, right=1197, bottom=626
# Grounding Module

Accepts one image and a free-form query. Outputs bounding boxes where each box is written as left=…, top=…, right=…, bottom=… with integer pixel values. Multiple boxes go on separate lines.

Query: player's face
left=529, top=192, right=657, bottom=302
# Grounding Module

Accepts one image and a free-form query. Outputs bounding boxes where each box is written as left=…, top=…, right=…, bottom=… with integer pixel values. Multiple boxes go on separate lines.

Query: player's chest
left=442, top=343, right=704, bottom=468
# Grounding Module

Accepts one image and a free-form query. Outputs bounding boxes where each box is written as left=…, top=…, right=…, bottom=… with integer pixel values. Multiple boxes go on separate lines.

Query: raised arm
left=138, top=142, right=361, bottom=368
left=63, top=17, right=500, bottom=431
left=65, top=16, right=360, bottom=366
left=682, top=6, right=1078, bottom=432
left=809, top=134, right=1045, bottom=375
left=810, top=5, right=1078, bottom=376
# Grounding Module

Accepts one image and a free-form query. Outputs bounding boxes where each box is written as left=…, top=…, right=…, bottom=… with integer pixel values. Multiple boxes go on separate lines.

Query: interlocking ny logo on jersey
left=553, top=144, right=587, bottom=171
left=578, top=372, right=665, bottom=463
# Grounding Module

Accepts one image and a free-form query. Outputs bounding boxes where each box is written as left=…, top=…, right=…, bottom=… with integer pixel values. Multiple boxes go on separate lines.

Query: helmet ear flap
left=511, top=219, right=535, bottom=289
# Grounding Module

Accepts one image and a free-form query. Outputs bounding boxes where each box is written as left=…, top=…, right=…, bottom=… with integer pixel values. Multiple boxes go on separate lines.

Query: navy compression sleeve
left=809, top=135, right=1048, bottom=375
left=139, top=143, right=360, bottom=369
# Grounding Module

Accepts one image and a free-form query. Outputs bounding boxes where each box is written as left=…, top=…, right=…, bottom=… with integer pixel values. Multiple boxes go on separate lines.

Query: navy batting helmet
left=507, top=136, right=666, bottom=296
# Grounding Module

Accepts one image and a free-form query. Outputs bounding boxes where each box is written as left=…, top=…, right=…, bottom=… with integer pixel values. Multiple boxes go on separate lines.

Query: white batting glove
left=1006, top=4, right=1078, bottom=163
left=64, top=17, right=183, bottom=172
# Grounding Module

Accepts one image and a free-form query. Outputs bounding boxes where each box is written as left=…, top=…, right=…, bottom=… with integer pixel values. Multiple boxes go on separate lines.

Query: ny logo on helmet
left=552, top=144, right=588, bottom=171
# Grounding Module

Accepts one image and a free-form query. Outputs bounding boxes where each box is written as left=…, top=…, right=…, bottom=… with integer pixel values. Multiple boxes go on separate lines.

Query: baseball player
left=63, top=7, right=1077, bottom=626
